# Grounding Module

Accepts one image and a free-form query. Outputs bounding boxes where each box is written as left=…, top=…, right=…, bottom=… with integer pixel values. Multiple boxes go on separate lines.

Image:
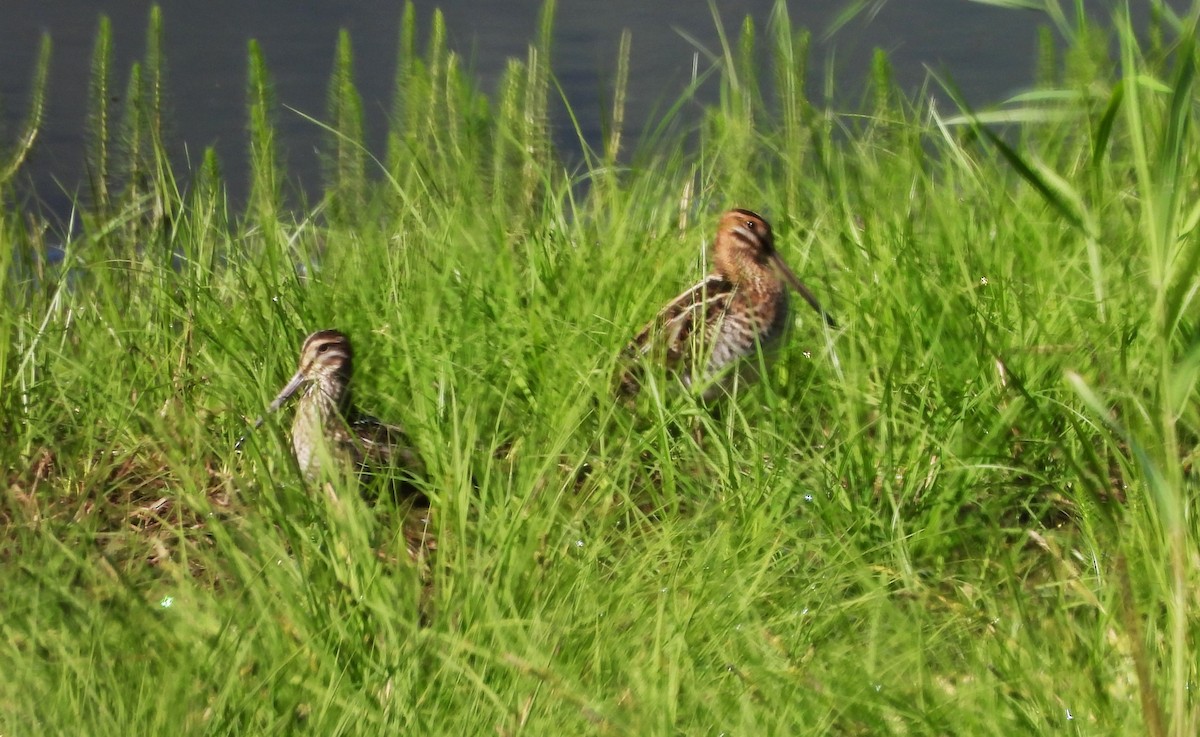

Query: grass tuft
left=0, top=33, right=50, bottom=189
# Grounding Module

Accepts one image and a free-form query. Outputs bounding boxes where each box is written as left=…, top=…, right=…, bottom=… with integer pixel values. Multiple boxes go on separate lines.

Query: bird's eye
left=745, top=220, right=756, bottom=230
left=317, top=343, right=331, bottom=353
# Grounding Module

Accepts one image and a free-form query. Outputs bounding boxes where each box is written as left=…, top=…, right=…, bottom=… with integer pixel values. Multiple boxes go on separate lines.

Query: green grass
left=1, top=1, right=1197, bottom=734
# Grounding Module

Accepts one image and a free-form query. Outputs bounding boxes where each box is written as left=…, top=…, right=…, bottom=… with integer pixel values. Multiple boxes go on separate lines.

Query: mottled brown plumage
left=263, top=330, right=424, bottom=489
left=619, top=209, right=834, bottom=400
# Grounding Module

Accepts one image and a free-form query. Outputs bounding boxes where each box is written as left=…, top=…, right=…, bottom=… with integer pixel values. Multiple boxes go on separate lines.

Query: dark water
left=0, top=1, right=1144, bottom=217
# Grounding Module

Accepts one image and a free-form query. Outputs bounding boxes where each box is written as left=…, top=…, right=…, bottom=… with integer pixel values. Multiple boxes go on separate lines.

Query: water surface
left=0, top=1, right=1140, bottom=216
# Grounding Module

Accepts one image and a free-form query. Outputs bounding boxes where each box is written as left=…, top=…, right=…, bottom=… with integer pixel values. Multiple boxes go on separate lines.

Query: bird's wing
left=618, top=274, right=734, bottom=395
left=350, top=414, right=427, bottom=480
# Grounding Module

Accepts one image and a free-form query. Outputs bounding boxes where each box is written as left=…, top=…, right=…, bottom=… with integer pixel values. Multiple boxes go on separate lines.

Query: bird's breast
left=708, top=288, right=788, bottom=367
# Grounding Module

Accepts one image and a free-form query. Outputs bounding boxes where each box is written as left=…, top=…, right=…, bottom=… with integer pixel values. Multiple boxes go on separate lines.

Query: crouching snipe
left=618, top=209, right=835, bottom=400
left=255, top=329, right=424, bottom=492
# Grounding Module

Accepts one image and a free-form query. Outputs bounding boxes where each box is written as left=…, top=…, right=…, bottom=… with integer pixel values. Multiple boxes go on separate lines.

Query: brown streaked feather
left=618, top=274, right=736, bottom=396
left=348, top=413, right=426, bottom=480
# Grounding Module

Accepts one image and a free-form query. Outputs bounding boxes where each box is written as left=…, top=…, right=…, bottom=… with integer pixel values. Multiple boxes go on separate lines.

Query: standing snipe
left=618, top=208, right=835, bottom=400
left=260, top=329, right=424, bottom=490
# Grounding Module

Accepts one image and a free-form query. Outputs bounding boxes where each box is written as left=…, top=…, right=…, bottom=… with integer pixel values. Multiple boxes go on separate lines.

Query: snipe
left=259, top=329, right=424, bottom=491
left=618, top=208, right=835, bottom=400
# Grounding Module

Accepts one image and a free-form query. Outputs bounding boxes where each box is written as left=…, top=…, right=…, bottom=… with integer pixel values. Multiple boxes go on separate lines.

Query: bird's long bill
left=235, top=370, right=306, bottom=451
left=771, top=253, right=837, bottom=329
left=267, top=370, right=307, bottom=414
